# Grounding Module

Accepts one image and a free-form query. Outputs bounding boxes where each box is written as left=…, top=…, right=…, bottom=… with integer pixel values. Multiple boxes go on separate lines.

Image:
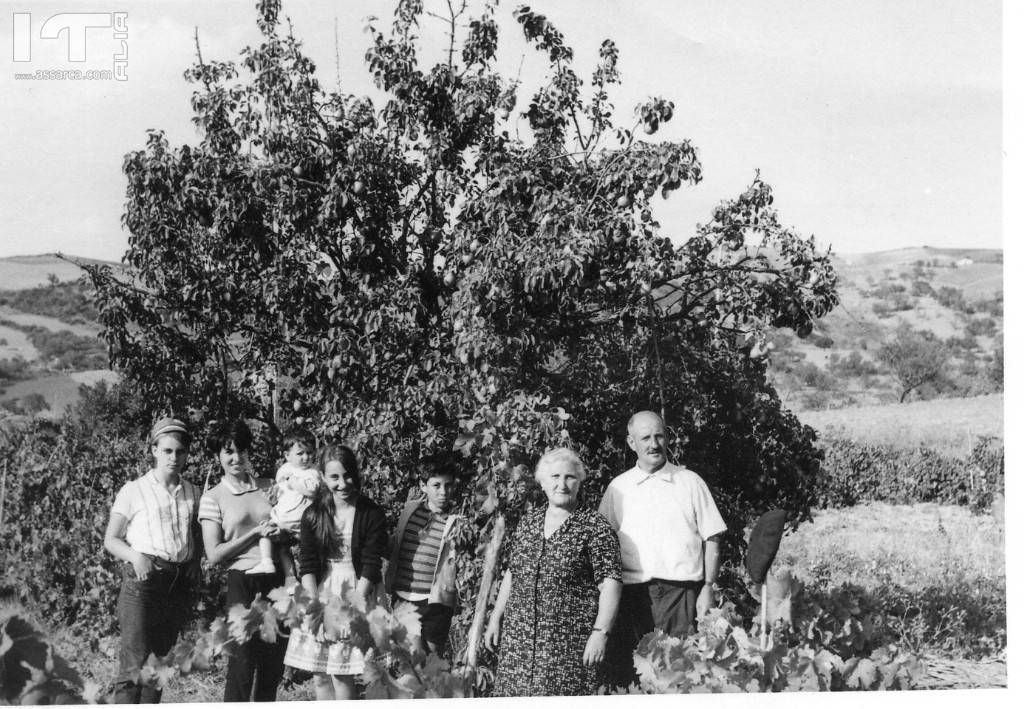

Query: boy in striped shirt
left=385, top=463, right=461, bottom=655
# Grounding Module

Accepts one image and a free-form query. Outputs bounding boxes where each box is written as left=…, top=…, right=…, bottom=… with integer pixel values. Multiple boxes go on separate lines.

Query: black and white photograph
left=0, top=0, right=1012, bottom=704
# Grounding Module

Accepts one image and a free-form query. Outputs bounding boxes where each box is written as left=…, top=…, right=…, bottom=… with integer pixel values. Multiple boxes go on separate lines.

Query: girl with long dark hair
left=283, top=444, right=387, bottom=700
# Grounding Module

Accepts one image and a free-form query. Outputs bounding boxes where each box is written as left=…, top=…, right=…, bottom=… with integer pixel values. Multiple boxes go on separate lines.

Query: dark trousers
left=605, top=579, right=702, bottom=689
left=398, top=599, right=454, bottom=655
left=114, top=563, right=193, bottom=704
left=223, top=570, right=287, bottom=702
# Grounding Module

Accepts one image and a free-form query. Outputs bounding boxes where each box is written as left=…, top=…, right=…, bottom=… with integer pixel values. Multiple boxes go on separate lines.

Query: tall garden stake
left=466, top=514, right=505, bottom=671
left=745, top=509, right=788, bottom=650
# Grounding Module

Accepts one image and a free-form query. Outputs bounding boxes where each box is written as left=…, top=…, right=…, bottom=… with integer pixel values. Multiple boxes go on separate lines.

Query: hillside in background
left=0, top=254, right=121, bottom=417
left=769, top=246, right=1002, bottom=412
left=0, top=253, right=121, bottom=290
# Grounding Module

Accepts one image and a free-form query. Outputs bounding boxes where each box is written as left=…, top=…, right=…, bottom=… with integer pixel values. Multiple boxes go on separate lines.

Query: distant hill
left=771, top=246, right=1002, bottom=410
left=0, top=253, right=122, bottom=290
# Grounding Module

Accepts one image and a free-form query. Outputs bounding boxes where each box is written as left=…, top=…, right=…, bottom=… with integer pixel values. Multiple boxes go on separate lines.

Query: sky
left=0, top=0, right=1004, bottom=262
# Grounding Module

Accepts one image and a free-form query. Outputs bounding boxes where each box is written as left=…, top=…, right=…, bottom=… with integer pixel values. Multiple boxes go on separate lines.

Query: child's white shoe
left=246, top=559, right=277, bottom=575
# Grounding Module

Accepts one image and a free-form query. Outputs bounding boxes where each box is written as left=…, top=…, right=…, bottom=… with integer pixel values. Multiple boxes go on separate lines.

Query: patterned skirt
left=283, top=559, right=366, bottom=676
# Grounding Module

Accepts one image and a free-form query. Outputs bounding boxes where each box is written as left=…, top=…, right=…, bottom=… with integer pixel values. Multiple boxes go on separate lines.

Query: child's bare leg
left=313, top=674, right=335, bottom=700
left=332, top=675, right=357, bottom=700
left=275, top=544, right=297, bottom=585
left=246, top=537, right=277, bottom=575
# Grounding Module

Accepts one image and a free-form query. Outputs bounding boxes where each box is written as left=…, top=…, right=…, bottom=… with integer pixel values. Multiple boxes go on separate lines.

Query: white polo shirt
left=111, top=470, right=200, bottom=563
left=598, top=462, right=726, bottom=585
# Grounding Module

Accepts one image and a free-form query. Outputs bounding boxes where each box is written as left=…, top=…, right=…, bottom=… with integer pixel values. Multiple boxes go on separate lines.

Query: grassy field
left=0, top=306, right=101, bottom=338
left=1, top=374, right=91, bottom=414
left=776, top=502, right=1005, bottom=665
left=797, top=393, right=1003, bottom=456
left=0, top=323, right=38, bottom=361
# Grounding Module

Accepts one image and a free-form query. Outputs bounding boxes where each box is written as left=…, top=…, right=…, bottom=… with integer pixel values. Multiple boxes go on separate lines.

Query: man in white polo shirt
left=598, top=410, right=726, bottom=686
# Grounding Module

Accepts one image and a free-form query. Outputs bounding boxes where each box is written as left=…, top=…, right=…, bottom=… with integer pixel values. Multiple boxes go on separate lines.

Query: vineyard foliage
left=0, top=572, right=924, bottom=703
left=814, top=436, right=1003, bottom=512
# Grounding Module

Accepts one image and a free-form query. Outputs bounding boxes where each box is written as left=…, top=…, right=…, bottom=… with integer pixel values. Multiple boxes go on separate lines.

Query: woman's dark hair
left=205, top=419, right=254, bottom=456
left=303, top=444, right=360, bottom=558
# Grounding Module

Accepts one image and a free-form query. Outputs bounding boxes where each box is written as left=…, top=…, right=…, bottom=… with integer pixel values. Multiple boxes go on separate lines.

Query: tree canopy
left=86, top=0, right=838, bottom=553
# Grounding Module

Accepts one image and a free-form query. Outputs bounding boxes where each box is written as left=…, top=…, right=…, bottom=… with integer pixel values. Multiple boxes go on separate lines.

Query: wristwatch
left=592, top=627, right=609, bottom=636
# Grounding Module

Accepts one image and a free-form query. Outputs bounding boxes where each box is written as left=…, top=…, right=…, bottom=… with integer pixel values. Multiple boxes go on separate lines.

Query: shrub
left=0, top=281, right=99, bottom=324
left=910, top=280, right=934, bottom=297
left=935, top=286, right=974, bottom=314
left=965, top=317, right=998, bottom=338
left=827, top=351, right=880, bottom=378
left=0, top=356, right=32, bottom=384
left=814, top=437, right=1003, bottom=512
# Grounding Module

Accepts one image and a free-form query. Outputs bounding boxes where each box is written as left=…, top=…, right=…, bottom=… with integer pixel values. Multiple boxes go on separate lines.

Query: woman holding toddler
left=198, top=419, right=290, bottom=702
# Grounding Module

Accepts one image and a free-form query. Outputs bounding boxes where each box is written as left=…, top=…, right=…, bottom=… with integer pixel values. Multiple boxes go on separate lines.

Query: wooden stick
left=466, top=514, right=505, bottom=670
left=760, top=583, right=768, bottom=650
left=0, top=459, right=7, bottom=530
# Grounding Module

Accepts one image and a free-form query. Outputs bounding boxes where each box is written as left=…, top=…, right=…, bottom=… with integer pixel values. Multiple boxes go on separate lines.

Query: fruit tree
left=85, top=0, right=839, bottom=662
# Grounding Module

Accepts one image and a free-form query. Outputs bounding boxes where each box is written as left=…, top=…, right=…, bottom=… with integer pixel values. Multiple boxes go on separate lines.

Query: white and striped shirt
left=111, top=470, right=200, bottom=563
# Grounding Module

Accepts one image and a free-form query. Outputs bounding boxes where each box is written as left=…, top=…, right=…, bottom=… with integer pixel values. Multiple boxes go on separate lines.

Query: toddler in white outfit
left=247, top=428, right=320, bottom=579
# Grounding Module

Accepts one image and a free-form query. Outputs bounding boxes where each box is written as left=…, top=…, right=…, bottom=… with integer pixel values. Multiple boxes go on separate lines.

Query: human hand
left=256, top=519, right=282, bottom=540
left=482, top=619, right=501, bottom=653
left=582, top=631, right=608, bottom=667
left=696, top=583, right=715, bottom=618
left=131, top=552, right=154, bottom=581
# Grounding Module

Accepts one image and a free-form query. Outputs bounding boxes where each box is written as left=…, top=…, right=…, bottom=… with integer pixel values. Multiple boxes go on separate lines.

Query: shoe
left=246, top=559, right=277, bottom=575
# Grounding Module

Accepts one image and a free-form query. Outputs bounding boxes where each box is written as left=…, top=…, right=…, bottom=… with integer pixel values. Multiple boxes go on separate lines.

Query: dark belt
left=146, top=555, right=192, bottom=572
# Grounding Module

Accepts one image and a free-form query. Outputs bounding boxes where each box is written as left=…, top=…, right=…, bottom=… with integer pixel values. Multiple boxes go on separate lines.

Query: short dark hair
left=417, top=452, right=458, bottom=483
left=282, top=426, right=316, bottom=452
left=205, top=419, right=254, bottom=456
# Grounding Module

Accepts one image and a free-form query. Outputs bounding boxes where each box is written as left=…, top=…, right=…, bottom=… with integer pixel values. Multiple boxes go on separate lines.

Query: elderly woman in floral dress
left=483, top=448, right=622, bottom=696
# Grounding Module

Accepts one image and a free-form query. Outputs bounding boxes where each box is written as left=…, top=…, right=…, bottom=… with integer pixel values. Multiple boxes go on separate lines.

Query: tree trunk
left=466, top=514, right=505, bottom=670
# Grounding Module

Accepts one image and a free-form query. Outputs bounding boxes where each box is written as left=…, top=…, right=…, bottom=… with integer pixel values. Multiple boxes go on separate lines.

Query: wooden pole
left=466, top=514, right=505, bottom=670
left=760, top=583, right=768, bottom=650
left=0, top=459, right=7, bottom=530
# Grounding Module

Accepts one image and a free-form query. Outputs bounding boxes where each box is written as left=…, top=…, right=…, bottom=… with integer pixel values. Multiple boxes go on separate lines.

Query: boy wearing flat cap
left=103, top=417, right=202, bottom=703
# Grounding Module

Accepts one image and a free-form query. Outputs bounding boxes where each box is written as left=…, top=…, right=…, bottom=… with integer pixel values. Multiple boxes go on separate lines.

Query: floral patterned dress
left=493, top=507, right=622, bottom=696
